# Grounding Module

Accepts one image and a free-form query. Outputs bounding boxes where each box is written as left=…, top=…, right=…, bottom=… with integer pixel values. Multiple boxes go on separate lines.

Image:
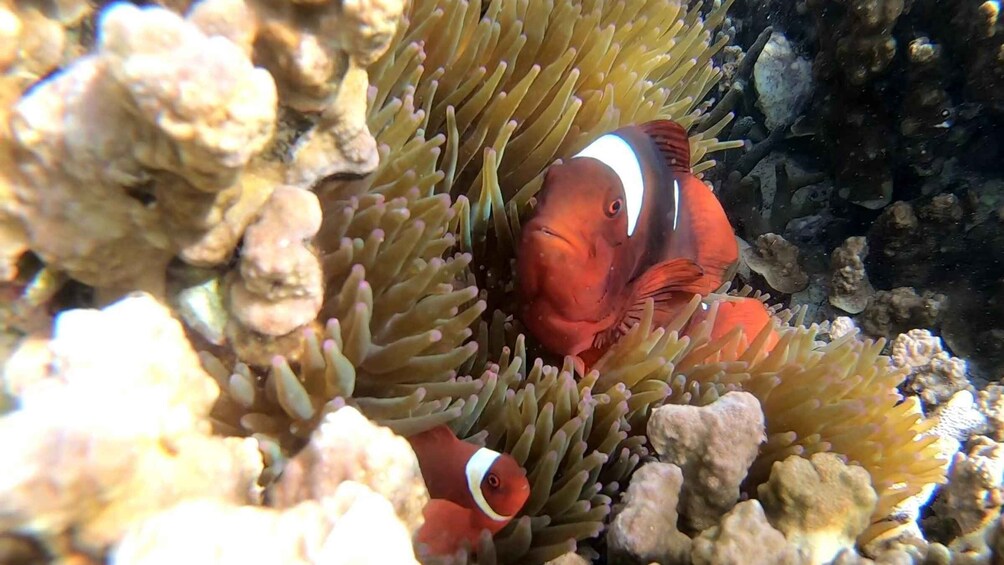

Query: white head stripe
left=465, top=447, right=510, bottom=522
left=672, top=179, right=681, bottom=231
left=573, top=134, right=645, bottom=237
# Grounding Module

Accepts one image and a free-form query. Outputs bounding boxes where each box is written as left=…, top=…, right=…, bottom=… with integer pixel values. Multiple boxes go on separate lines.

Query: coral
left=978, top=385, right=1004, bottom=442
left=812, top=0, right=905, bottom=87
left=859, top=288, right=946, bottom=339
left=202, top=189, right=485, bottom=447
left=742, top=233, right=809, bottom=294
left=804, top=0, right=903, bottom=210
left=947, top=0, right=1004, bottom=116
left=758, top=453, right=878, bottom=565
left=606, top=462, right=691, bottom=565
left=268, top=405, right=428, bottom=534
left=1, top=0, right=404, bottom=310
left=6, top=1, right=278, bottom=294
left=753, top=31, right=813, bottom=130
left=927, top=390, right=989, bottom=452
left=0, top=293, right=263, bottom=559
left=227, top=185, right=324, bottom=363
left=829, top=316, right=860, bottom=340
left=935, top=436, right=1004, bottom=536
left=719, top=151, right=828, bottom=242
left=890, top=329, right=972, bottom=409
left=585, top=294, right=947, bottom=546
left=647, top=391, right=766, bottom=531
left=0, top=0, right=968, bottom=563
left=691, top=500, right=808, bottom=565
left=256, top=0, right=406, bottom=184
left=898, top=37, right=953, bottom=178
left=829, top=236, right=875, bottom=315
left=112, top=483, right=419, bottom=564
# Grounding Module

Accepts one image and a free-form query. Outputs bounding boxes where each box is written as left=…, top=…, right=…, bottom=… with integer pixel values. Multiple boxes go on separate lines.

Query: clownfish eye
left=606, top=198, right=623, bottom=217
left=487, top=473, right=501, bottom=489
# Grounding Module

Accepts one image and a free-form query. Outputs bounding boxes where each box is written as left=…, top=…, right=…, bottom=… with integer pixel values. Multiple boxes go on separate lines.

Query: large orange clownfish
left=407, top=425, right=530, bottom=556
left=517, top=119, right=743, bottom=367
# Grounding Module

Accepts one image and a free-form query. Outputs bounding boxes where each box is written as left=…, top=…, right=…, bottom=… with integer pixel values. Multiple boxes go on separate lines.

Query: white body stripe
left=573, top=134, right=645, bottom=237
left=465, top=447, right=509, bottom=522
left=672, top=179, right=681, bottom=231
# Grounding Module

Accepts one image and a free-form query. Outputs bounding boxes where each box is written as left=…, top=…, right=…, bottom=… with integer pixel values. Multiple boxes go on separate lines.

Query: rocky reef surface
left=0, top=0, right=1001, bottom=564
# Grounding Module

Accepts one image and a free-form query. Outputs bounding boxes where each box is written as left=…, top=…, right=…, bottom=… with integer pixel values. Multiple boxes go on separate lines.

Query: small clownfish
left=517, top=119, right=739, bottom=367
left=407, top=425, right=530, bottom=556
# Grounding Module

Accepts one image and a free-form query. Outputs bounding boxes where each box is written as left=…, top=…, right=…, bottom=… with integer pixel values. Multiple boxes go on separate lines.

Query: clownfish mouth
left=536, top=225, right=575, bottom=247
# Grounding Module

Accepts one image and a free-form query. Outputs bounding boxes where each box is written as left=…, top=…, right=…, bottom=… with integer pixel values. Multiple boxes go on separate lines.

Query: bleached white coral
left=647, top=391, right=766, bottom=531
left=890, top=329, right=971, bottom=408
left=0, top=293, right=263, bottom=558
left=938, top=436, right=1004, bottom=535
left=113, top=482, right=419, bottom=564
left=270, top=405, right=429, bottom=534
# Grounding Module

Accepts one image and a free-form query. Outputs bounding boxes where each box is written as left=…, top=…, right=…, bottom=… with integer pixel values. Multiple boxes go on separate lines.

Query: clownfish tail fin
left=638, top=119, right=691, bottom=173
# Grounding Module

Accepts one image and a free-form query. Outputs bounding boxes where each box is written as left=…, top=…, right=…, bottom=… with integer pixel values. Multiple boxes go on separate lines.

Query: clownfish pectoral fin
left=638, top=120, right=691, bottom=173
left=592, top=258, right=707, bottom=350
left=416, top=499, right=482, bottom=558
left=629, top=257, right=707, bottom=301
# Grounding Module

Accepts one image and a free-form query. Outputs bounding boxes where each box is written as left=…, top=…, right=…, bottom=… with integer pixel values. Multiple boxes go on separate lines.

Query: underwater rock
left=606, top=462, right=691, bottom=565
left=753, top=31, right=813, bottom=130
left=175, top=274, right=229, bottom=346
left=269, top=404, right=428, bottom=534
left=758, top=452, right=878, bottom=565
left=829, top=237, right=875, bottom=314
left=691, top=500, right=808, bottom=565
left=891, top=329, right=972, bottom=409
left=859, top=287, right=946, bottom=339
left=742, top=233, right=809, bottom=294
left=113, top=482, right=419, bottom=564
left=647, top=391, right=766, bottom=531
left=0, top=292, right=263, bottom=559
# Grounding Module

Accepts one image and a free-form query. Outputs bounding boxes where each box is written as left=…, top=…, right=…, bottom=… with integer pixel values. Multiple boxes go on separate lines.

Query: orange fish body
left=517, top=119, right=738, bottom=361
left=407, top=425, right=530, bottom=556
left=689, top=297, right=781, bottom=356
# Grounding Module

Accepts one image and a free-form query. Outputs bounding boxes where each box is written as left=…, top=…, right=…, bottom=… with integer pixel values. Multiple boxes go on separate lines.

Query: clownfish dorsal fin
left=465, top=447, right=509, bottom=522
left=572, top=133, right=645, bottom=238
left=592, top=257, right=708, bottom=350
left=638, top=119, right=692, bottom=173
